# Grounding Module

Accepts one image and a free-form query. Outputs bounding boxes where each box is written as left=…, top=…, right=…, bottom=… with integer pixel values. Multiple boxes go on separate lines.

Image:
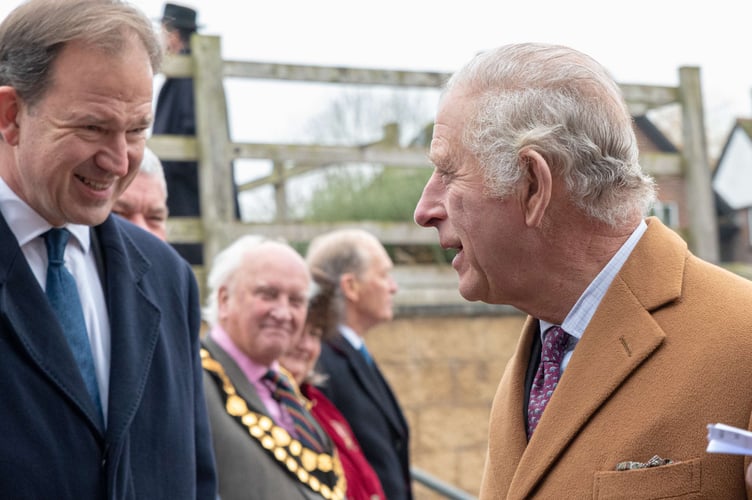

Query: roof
left=715, top=118, right=752, bottom=175
left=633, top=115, right=678, bottom=153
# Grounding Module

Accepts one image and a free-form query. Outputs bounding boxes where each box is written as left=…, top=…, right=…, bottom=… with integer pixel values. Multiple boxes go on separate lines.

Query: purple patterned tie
left=527, top=326, right=571, bottom=439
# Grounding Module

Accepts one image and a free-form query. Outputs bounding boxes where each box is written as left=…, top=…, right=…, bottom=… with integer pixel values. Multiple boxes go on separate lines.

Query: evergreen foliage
left=303, top=166, right=431, bottom=223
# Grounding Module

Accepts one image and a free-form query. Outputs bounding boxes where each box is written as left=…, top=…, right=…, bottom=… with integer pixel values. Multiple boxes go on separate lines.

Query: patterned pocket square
left=615, top=455, right=673, bottom=471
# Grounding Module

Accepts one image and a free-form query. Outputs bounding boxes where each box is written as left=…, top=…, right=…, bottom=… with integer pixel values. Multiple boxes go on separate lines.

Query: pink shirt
left=209, top=324, right=295, bottom=434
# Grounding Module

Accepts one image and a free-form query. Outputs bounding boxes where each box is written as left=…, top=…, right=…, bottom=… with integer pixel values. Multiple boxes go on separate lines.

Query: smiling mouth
left=76, top=174, right=111, bottom=191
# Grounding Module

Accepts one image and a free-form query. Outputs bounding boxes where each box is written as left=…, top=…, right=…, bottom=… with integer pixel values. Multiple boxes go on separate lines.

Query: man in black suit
left=153, top=3, right=240, bottom=265
left=153, top=2, right=204, bottom=264
left=307, top=228, right=413, bottom=500
left=0, top=1, right=216, bottom=497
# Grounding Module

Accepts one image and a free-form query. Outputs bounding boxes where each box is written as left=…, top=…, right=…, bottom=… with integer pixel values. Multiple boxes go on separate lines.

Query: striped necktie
left=263, top=369, right=325, bottom=452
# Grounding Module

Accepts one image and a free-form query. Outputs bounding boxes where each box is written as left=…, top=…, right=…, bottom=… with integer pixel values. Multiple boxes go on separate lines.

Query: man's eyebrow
left=134, top=115, right=153, bottom=128
left=112, top=199, right=133, bottom=210
left=148, top=208, right=169, bottom=217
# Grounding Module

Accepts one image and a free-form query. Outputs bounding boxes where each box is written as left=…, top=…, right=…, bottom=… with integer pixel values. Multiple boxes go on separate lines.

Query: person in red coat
left=281, top=270, right=386, bottom=500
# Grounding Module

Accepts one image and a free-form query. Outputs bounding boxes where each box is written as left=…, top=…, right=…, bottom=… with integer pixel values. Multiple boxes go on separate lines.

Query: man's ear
left=339, top=272, right=360, bottom=302
left=518, top=148, right=552, bottom=227
left=216, top=285, right=230, bottom=320
left=0, top=86, right=21, bottom=145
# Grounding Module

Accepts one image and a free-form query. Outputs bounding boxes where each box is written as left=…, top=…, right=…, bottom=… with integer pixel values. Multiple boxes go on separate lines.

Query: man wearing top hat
left=152, top=2, right=204, bottom=265
left=159, top=3, right=200, bottom=56
left=153, top=3, right=240, bottom=266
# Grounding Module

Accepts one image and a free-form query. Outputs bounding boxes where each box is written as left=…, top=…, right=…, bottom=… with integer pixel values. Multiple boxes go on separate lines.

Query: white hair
left=201, top=234, right=311, bottom=327
left=139, top=147, right=167, bottom=196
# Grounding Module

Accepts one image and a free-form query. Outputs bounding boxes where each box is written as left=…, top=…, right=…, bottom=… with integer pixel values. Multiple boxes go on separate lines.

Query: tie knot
left=264, top=369, right=293, bottom=393
left=358, top=343, right=373, bottom=365
left=44, top=228, right=71, bottom=264
left=542, top=326, right=571, bottom=363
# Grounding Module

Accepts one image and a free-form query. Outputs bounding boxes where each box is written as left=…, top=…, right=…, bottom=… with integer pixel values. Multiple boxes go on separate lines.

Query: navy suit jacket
left=317, top=331, right=412, bottom=500
left=0, top=212, right=217, bottom=499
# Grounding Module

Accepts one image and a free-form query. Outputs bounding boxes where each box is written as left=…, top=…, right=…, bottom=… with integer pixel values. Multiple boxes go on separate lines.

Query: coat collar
left=494, top=218, right=686, bottom=498
left=201, top=336, right=269, bottom=416
left=0, top=214, right=161, bottom=439
left=0, top=212, right=104, bottom=430
left=328, top=332, right=407, bottom=435
left=97, top=217, right=162, bottom=443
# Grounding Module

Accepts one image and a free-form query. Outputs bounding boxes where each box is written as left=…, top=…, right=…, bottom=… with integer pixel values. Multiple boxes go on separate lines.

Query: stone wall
left=367, top=312, right=527, bottom=498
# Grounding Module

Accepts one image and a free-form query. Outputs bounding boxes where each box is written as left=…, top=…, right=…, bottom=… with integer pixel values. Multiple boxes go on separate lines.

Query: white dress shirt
left=540, top=220, right=648, bottom=373
left=339, top=324, right=366, bottom=350
left=0, top=178, right=111, bottom=419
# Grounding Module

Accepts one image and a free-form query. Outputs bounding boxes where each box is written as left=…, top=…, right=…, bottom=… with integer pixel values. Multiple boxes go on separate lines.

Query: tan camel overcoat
left=480, top=217, right=752, bottom=499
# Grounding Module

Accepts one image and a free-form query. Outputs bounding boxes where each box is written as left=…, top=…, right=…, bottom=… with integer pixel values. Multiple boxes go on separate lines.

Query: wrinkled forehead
left=430, top=88, right=476, bottom=161
left=242, top=246, right=310, bottom=285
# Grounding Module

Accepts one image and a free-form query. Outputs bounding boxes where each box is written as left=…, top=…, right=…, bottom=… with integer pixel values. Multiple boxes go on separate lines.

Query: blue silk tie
left=359, top=343, right=374, bottom=365
left=44, top=228, right=103, bottom=422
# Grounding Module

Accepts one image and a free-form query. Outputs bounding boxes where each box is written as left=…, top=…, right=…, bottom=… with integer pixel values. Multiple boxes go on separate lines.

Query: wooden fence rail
left=148, top=34, right=715, bottom=310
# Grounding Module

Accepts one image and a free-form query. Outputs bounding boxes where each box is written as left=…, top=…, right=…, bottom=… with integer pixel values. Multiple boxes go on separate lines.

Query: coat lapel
left=332, top=334, right=406, bottom=435
left=0, top=214, right=104, bottom=432
left=204, top=336, right=337, bottom=453
left=96, top=218, right=161, bottom=443
left=202, top=336, right=269, bottom=416
left=505, top=218, right=686, bottom=499
left=482, top=316, right=538, bottom=497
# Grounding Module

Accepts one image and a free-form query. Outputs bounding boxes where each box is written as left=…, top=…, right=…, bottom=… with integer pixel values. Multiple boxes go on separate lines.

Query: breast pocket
left=593, top=458, right=702, bottom=499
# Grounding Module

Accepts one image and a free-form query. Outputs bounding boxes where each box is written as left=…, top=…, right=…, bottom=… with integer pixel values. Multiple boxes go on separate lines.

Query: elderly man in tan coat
left=414, top=42, right=752, bottom=499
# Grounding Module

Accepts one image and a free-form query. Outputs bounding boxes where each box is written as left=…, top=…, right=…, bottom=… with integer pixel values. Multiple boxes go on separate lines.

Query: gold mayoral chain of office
left=200, top=348, right=346, bottom=500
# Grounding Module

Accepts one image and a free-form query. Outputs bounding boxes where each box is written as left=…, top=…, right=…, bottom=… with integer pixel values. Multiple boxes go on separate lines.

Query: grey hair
left=0, top=0, right=162, bottom=107
left=202, top=235, right=269, bottom=327
left=305, top=228, right=379, bottom=289
left=202, top=234, right=306, bottom=327
left=445, top=43, right=655, bottom=228
left=139, top=147, right=168, bottom=197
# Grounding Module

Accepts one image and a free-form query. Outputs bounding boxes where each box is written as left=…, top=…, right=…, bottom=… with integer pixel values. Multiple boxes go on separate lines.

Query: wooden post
left=191, top=35, right=235, bottom=267
left=679, top=66, right=719, bottom=262
left=273, top=161, right=288, bottom=222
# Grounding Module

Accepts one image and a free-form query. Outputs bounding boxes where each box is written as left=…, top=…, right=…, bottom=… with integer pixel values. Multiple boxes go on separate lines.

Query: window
left=649, top=200, right=679, bottom=228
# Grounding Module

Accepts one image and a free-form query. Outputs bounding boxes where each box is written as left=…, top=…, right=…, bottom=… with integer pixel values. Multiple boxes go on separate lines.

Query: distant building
left=633, top=115, right=685, bottom=233
left=712, top=119, right=752, bottom=263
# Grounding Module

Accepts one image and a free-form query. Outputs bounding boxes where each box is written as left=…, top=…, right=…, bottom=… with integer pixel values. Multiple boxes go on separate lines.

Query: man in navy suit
left=0, top=1, right=217, bottom=497
left=307, top=228, right=413, bottom=500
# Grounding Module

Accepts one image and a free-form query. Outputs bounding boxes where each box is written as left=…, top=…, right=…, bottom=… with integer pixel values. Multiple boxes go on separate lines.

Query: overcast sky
left=2, top=0, right=749, bottom=147
left=148, top=0, right=752, bottom=143
left=3, top=0, right=748, bottom=220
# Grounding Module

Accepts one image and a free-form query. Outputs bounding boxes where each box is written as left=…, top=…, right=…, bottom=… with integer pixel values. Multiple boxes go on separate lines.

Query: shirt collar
left=338, top=324, right=364, bottom=350
left=540, top=219, right=647, bottom=340
left=210, top=324, right=280, bottom=381
left=0, top=176, right=91, bottom=253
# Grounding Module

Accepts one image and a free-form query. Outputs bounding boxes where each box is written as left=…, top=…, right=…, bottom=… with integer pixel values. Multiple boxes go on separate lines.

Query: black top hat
left=160, top=3, right=199, bottom=31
